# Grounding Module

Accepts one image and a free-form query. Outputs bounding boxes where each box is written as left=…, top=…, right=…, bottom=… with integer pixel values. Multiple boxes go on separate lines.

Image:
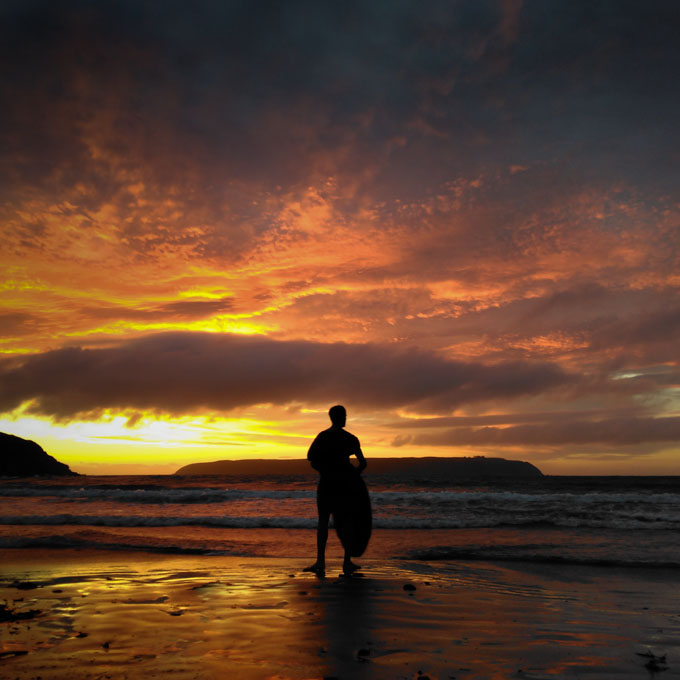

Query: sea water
left=1, top=474, right=679, bottom=568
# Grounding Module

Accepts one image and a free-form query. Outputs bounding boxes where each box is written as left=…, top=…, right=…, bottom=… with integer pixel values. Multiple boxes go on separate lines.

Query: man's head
left=328, top=404, right=346, bottom=427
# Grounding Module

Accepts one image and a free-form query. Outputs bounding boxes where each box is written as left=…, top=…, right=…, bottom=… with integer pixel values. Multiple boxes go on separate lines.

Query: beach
left=1, top=549, right=677, bottom=680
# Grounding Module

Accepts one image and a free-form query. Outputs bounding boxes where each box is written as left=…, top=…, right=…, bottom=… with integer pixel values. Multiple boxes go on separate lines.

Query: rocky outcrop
left=0, top=433, right=78, bottom=477
left=175, top=456, right=542, bottom=479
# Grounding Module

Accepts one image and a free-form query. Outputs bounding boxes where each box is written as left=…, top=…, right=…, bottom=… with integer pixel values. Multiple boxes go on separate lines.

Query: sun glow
left=0, top=410, right=313, bottom=474
left=63, top=317, right=275, bottom=339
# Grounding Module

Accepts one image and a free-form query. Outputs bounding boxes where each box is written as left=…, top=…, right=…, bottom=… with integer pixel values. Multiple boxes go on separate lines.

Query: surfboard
left=332, top=469, right=372, bottom=557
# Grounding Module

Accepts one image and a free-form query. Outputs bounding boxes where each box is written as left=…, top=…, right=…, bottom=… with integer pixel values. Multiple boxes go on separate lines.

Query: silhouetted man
left=304, top=404, right=367, bottom=576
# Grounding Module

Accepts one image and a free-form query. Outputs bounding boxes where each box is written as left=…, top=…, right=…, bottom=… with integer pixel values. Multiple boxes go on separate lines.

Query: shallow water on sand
left=1, top=552, right=678, bottom=680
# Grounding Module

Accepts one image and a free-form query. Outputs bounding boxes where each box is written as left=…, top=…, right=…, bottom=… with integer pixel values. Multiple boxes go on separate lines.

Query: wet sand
left=0, top=549, right=677, bottom=679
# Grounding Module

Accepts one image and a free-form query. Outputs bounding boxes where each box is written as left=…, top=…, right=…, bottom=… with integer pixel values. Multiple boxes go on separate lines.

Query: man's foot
left=303, top=562, right=325, bottom=576
left=342, top=561, right=362, bottom=576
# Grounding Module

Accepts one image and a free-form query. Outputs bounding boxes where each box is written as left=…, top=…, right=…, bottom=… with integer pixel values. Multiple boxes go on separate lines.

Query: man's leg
left=303, top=510, right=329, bottom=575
left=316, top=510, right=329, bottom=565
left=343, top=550, right=361, bottom=575
left=341, top=518, right=361, bottom=575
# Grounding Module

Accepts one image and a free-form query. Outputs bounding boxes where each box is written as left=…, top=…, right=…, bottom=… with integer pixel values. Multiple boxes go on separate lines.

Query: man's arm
left=354, top=442, right=367, bottom=474
left=307, top=435, right=322, bottom=472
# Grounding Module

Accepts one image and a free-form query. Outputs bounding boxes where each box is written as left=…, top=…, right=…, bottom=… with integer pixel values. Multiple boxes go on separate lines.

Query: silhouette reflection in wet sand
left=307, top=575, right=377, bottom=680
left=304, top=404, right=370, bottom=577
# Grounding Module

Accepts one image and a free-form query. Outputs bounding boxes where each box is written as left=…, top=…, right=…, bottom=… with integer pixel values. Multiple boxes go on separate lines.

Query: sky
left=1, top=0, right=678, bottom=475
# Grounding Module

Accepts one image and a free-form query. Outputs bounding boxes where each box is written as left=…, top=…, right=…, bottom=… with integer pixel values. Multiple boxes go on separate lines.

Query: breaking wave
left=0, top=486, right=314, bottom=504
left=1, top=511, right=679, bottom=530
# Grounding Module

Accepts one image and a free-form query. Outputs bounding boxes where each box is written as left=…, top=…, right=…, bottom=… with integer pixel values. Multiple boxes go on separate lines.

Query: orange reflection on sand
left=1, top=552, right=677, bottom=679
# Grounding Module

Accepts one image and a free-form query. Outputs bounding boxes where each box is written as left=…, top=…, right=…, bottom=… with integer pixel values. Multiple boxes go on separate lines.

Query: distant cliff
left=0, top=433, right=78, bottom=477
left=175, top=456, right=542, bottom=479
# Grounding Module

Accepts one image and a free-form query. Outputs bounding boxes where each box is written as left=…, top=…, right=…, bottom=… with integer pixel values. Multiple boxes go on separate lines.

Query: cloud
left=2, top=2, right=676, bottom=308
left=387, top=408, right=644, bottom=429
left=401, top=416, right=680, bottom=447
left=0, top=312, right=36, bottom=335
left=0, top=331, right=572, bottom=419
left=2, top=1, right=677, bottom=210
left=589, top=306, right=680, bottom=361
left=81, top=298, right=234, bottom=322
left=0, top=1, right=678, bottom=474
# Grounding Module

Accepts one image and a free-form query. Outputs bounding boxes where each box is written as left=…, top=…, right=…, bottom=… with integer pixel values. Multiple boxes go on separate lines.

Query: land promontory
left=175, top=456, right=542, bottom=479
left=0, top=432, right=78, bottom=477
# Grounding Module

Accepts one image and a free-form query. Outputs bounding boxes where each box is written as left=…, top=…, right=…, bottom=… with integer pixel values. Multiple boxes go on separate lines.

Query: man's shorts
left=316, top=477, right=352, bottom=516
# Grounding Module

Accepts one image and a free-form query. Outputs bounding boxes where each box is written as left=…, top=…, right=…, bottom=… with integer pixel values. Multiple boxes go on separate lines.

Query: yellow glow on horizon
left=3, top=408, right=680, bottom=476
left=0, top=409, right=320, bottom=474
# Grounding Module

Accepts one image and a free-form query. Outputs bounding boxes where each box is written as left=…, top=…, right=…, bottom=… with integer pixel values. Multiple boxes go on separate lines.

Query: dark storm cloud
left=589, top=306, right=680, bottom=360
left=2, top=0, right=678, bottom=212
left=401, top=416, right=680, bottom=447
left=0, top=332, right=571, bottom=418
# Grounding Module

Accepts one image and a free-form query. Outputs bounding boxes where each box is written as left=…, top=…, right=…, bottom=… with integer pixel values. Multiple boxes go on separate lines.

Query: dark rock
left=645, top=659, right=668, bottom=672
left=0, top=432, right=78, bottom=477
left=403, top=583, right=417, bottom=591
left=638, top=652, right=668, bottom=672
left=0, top=650, right=29, bottom=659
left=175, top=456, right=543, bottom=478
left=0, top=604, right=41, bottom=623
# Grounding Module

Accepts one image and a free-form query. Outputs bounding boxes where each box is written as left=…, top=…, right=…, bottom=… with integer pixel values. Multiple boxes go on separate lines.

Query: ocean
left=1, top=473, right=679, bottom=568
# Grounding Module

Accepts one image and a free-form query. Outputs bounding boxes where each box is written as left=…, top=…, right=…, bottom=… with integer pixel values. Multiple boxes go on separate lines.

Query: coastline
left=1, top=549, right=677, bottom=679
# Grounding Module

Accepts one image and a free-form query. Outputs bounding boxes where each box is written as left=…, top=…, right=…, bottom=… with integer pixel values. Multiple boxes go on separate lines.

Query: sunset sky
left=1, top=1, right=678, bottom=475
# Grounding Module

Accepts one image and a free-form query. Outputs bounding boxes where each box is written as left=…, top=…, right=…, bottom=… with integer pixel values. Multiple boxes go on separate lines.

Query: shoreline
left=1, top=549, right=677, bottom=679
left=3, top=524, right=680, bottom=569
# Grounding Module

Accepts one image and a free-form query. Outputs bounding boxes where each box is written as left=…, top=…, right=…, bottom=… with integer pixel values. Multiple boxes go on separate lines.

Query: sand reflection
left=311, top=575, right=377, bottom=679
left=1, top=553, right=677, bottom=679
